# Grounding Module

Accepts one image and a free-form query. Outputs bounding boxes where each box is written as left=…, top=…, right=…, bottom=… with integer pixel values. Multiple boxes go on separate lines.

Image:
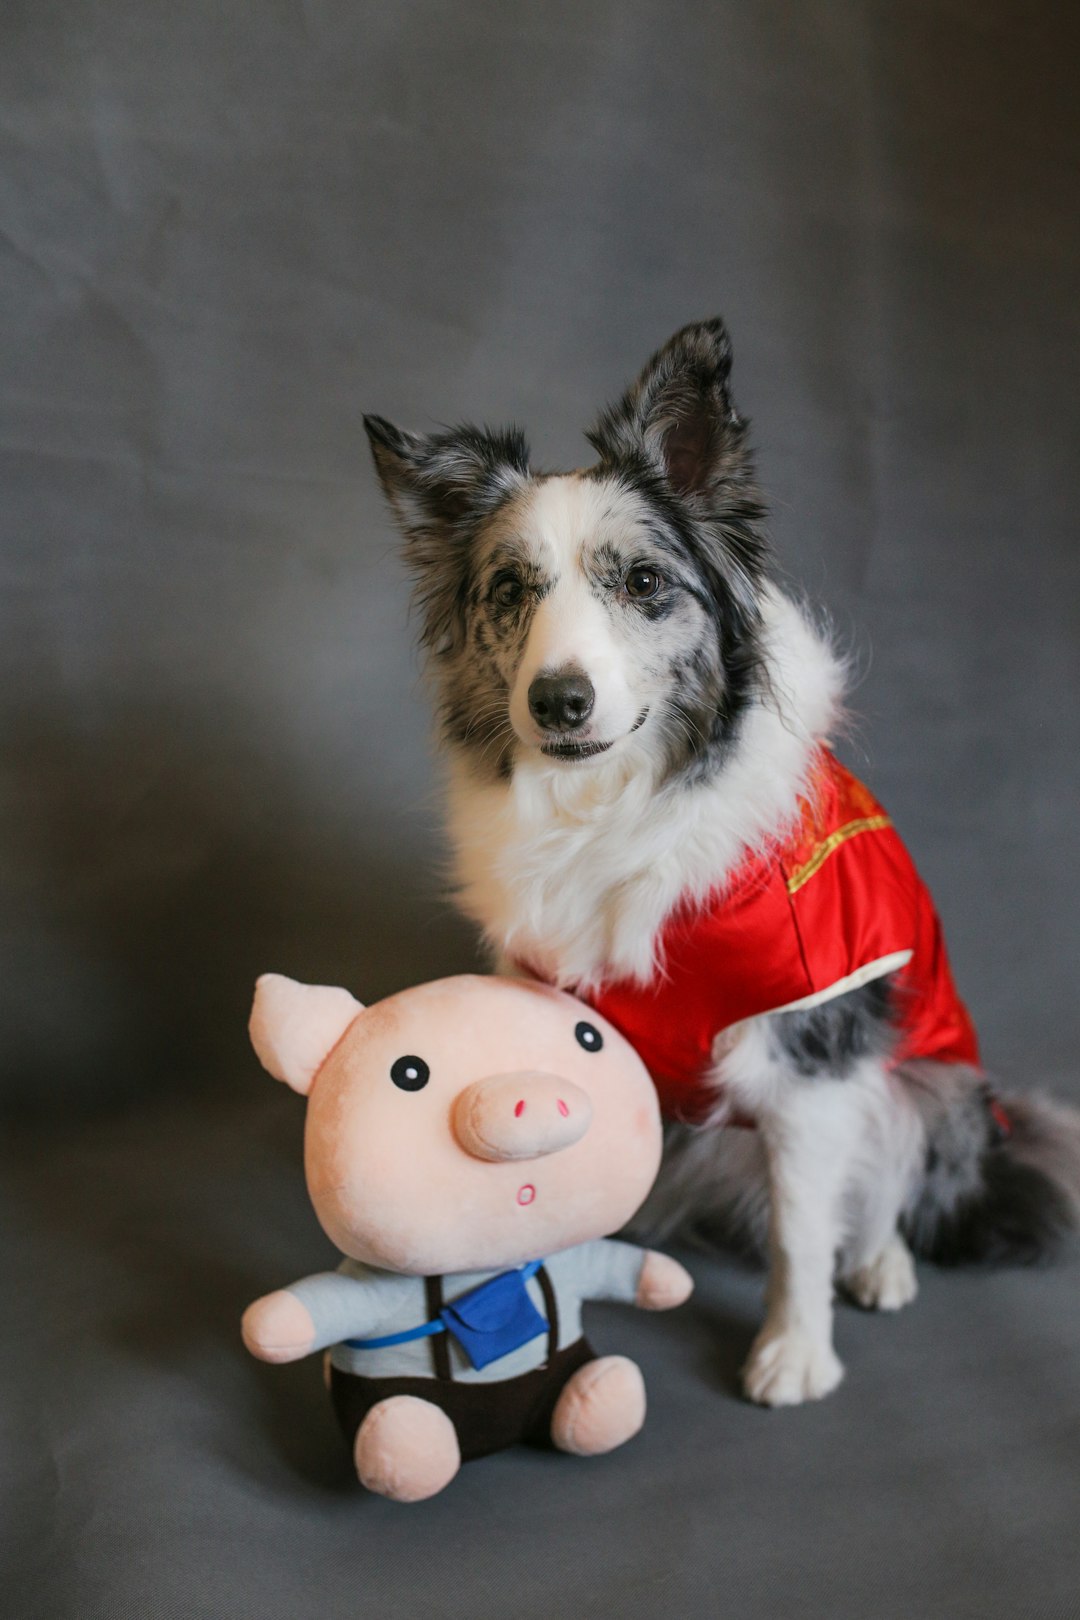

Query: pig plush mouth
left=517, top=1184, right=536, bottom=1206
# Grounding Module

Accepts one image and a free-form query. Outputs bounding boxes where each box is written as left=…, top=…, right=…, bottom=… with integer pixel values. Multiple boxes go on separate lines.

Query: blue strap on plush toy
left=346, top=1260, right=548, bottom=1370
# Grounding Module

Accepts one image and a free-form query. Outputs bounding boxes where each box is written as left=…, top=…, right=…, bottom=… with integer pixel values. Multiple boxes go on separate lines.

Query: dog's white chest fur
left=446, top=592, right=842, bottom=991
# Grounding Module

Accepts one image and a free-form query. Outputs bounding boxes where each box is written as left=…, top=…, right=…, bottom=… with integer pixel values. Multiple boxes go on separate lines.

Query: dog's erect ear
left=586, top=319, right=748, bottom=502
left=590, top=320, right=769, bottom=622
left=364, top=416, right=530, bottom=530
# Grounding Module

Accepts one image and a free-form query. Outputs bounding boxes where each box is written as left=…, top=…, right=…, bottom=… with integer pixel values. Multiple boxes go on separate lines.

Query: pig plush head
left=250, top=973, right=662, bottom=1276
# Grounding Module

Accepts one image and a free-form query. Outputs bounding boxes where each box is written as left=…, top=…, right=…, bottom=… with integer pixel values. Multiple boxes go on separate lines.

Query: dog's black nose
left=528, top=668, right=595, bottom=732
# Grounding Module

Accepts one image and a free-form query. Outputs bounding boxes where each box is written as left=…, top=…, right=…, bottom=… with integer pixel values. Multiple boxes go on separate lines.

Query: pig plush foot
left=551, top=1355, right=646, bottom=1457
left=354, top=1396, right=461, bottom=1502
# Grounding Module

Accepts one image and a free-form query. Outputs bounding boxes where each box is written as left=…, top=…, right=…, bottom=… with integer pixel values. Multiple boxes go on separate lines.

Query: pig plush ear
left=249, top=973, right=364, bottom=1095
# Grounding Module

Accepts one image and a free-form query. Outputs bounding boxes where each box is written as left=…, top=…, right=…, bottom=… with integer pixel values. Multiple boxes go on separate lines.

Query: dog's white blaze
left=507, top=476, right=647, bottom=748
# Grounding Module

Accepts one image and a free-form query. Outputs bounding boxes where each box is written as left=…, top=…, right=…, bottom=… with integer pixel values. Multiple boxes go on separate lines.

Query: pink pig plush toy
left=241, top=972, right=693, bottom=1502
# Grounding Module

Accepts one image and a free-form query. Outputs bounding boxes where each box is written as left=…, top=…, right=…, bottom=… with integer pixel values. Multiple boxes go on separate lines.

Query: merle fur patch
left=364, top=415, right=534, bottom=774
left=904, top=1085, right=1076, bottom=1266
left=585, top=319, right=770, bottom=777
left=766, top=976, right=897, bottom=1079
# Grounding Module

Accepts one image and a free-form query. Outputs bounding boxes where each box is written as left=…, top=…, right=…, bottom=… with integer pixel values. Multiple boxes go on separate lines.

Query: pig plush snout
left=452, top=1072, right=593, bottom=1163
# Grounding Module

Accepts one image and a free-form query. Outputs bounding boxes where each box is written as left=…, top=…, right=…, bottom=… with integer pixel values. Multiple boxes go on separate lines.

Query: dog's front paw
left=742, top=1327, right=844, bottom=1408
left=843, top=1235, right=918, bottom=1313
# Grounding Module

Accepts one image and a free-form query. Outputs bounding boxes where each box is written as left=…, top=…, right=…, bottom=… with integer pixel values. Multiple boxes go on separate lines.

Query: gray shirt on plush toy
left=288, top=1238, right=646, bottom=1381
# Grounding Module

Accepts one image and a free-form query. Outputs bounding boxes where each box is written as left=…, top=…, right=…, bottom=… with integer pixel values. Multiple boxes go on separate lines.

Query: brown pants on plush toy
left=332, top=1338, right=594, bottom=1458
left=331, top=1268, right=643, bottom=1496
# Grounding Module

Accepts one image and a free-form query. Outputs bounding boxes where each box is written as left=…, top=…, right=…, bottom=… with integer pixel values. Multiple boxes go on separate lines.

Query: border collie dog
left=364, top=319, right=1080, bottom=1406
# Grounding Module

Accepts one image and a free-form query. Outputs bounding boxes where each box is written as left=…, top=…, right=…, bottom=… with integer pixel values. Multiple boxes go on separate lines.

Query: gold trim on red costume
left=785, top=814, right=894, bottom=895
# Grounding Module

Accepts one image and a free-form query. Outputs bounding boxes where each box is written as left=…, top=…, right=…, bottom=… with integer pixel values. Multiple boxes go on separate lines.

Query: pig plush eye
left=574, top=1022, right=603, bottom=1053
left=390, top=1055, right=430, bottom=1091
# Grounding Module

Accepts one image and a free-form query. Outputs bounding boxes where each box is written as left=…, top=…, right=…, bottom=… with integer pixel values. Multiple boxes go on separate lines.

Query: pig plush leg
left=550, top=1356, right=646, bottom=1457
left=354, top=1396, right=461, bottom=1502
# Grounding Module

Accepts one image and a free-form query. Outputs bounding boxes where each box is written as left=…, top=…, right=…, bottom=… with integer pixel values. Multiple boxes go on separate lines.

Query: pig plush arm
left=569, top=1239, right=693, bottom=1311
left=242, top=1267, right=413, bottom=1365
left=635, top=1249, right=695, bottom=1310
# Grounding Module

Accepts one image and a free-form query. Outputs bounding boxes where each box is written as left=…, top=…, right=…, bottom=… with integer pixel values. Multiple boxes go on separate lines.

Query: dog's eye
left=390, top=1055, right=430, bottom=1091
left=575, top=1021, right=603, bottom=1053
left=491, top=574, right=524, bottom=608
left=624, top=566, right=662, bottom=600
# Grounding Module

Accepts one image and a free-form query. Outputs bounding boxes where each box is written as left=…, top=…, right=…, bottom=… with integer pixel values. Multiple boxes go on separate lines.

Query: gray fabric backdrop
left=3, top=3, right=1079, bottom=1616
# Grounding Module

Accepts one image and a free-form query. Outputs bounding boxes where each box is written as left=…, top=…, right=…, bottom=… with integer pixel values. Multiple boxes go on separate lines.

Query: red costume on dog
left=580, top=750, right=979, bottom=1124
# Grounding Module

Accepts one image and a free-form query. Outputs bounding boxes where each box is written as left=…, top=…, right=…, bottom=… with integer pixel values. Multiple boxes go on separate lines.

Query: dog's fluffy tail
left=899, top=1062, right=1080, bottom=1265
